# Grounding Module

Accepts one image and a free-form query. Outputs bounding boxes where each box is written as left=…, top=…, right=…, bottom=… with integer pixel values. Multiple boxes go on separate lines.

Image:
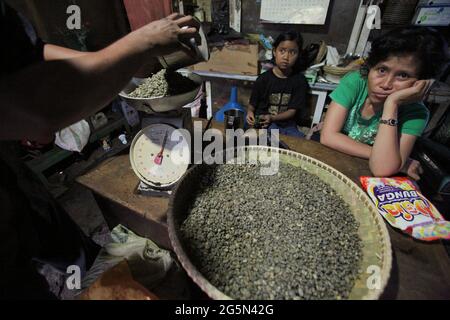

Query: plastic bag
left=360, top=176, right=450, bottom=241
left=77, top=225, right=190, bottom=300
left=55, top=120, right=91, bottom=152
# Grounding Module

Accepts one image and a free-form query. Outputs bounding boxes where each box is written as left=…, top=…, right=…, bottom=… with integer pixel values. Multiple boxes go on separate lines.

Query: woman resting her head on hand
left=320, top=26, right=448, bottom=180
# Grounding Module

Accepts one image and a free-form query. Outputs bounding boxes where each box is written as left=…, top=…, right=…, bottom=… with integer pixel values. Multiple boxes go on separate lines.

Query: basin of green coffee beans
left=119, top=70, right=202, bottom=114
left=128, top=69, right=198, bottom=99
left=168, top=147, right=392, bottom=300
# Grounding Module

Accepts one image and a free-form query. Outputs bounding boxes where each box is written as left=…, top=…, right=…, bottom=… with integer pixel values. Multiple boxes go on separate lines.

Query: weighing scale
left=119, top=20, right=210, bottom=196
left=130, top=120, right=191, bottom=196
left=119, top=73, right=204, bottom=197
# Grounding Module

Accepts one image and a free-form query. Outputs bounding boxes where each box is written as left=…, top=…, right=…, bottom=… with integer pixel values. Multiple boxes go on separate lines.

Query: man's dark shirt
left=0, top=1, right=97, bottom=299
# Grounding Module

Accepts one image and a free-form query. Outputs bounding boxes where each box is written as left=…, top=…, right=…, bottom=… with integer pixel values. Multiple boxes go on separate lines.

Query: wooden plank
left=346, top=0, right=366, bottom=55
left=193, top=44, right=259, bottom=76
left=77, top=154, right=169, bottom=223
left=229, top=0, right=241, bottom=32
left=196, top=0, right=212, bottom=22
left=355, top=2, right=372, bottom=57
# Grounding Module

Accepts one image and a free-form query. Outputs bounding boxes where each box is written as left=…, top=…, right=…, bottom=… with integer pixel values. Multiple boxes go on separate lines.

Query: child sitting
left=247, top=31, right=309, bottom=138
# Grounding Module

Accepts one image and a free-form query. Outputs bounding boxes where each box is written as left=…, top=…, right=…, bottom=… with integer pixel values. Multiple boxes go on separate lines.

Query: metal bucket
left=158, top=19, right=210, bottom=70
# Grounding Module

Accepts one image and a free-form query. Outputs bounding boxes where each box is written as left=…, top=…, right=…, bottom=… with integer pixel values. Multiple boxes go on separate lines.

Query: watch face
left=381, top=119, right=398, bottom=126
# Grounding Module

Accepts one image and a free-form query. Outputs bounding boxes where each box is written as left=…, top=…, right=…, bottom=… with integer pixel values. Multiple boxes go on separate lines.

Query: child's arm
left=261, top=109, right=296, bottom=127
left=321, top=102, right=372, bottom=158
left=247, top=104, right=256, bottom=126
left=271, top=109, right=296, bottom=122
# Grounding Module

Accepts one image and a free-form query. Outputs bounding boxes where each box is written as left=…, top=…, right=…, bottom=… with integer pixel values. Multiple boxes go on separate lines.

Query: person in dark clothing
left=0, top=0, right=199, bottom=299
left=247, top=31, right=309, bottom=138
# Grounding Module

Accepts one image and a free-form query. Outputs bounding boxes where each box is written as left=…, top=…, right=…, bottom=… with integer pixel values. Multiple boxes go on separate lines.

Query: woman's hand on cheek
left=386, top=79, right=434, bottom=107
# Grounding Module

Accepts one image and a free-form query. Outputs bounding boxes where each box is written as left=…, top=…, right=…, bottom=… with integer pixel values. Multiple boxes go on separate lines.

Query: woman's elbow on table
left=319, top=130, right=334, bottom=148
left=369, top=161, right=402, bottom=178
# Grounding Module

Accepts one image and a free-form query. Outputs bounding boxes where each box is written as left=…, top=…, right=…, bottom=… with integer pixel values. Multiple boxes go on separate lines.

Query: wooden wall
left=8, top=0, right=130, bottom=51
left=10, top=0, right=362, bottom=54
left=123, top=0, right=172, bottom=31
left=240, top=0, right=361, bottom=53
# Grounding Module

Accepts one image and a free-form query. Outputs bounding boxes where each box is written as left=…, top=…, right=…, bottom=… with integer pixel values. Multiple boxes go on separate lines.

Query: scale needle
left=154, top=131, right=169, bottom=165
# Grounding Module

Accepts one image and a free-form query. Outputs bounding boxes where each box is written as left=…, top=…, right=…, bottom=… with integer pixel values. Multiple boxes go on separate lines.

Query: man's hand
left=133, top=13, right=199, bottom=57
left=386, top=79, right=435, bottom=107
left=247, top=110, right=255, bottom=126
left=401, top=158, right=424, bottom=181
left=260, top=114, right=273, bottom=129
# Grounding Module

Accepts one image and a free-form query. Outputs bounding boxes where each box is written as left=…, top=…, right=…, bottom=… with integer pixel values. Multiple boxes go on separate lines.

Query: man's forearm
left=0, top=31, right=146, bottom=140
left=44, top=44, right=159, bottom=78
left=0, top=14, right=199, bottom=141
left=44, top=44, right=89, bottom=61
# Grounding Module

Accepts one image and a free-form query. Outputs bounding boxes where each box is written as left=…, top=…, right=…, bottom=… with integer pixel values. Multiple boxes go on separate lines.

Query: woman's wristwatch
left=379, top=118, right=398, bottom=126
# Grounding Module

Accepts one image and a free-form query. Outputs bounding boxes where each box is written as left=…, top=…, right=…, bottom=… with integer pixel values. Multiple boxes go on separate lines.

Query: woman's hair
left=272, top=31, right=306, bottom=72
left=365, top=26, right=449, bottom=79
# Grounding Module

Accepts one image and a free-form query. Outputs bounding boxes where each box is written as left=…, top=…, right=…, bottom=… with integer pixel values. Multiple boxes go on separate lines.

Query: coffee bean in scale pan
left=180, top=162, right=362, bottom=300
left=128, top=69, right=198, bottom=98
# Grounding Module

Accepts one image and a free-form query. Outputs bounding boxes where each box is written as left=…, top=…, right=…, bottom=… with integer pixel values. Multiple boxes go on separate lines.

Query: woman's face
left=367, top=55, right=419, bottom=105
left=273, top=40, right=300, bottom=71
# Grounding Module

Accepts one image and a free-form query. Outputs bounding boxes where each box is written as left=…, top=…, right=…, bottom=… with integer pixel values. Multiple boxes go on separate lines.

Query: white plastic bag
left=326, top=45, right=340, bottom=66
left=55, top=120, right=91, bottom=152
left=77, top=225, right=190, bottom=299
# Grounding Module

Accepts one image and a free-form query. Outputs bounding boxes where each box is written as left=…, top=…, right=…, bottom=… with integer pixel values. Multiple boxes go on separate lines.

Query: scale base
left=136, top=181, right=173, bottom=197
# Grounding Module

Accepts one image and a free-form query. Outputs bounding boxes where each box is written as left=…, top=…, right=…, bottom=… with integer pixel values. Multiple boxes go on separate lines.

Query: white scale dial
left=130, top=123, right=190, bottom=189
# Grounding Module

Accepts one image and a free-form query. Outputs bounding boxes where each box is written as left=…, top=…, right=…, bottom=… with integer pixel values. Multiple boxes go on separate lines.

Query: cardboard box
left=193, top=43, right=259, bottom=76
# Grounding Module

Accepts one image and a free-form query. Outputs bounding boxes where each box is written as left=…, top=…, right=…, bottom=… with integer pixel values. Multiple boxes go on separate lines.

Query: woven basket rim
left=323, top=64, right=359, bottom=76
left=168, top=146, right=392, bottom=300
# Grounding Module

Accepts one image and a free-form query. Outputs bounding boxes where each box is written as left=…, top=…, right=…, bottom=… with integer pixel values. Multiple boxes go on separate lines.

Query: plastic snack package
left=360, top=176, right=450, bottom=241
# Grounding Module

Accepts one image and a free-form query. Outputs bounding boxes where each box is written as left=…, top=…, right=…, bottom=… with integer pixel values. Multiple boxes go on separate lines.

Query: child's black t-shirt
left=249, top=69, right=309, bottom=122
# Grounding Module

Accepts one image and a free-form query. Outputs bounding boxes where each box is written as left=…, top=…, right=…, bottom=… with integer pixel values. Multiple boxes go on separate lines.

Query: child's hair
left=272, top=31, right=306, bottom=72
left=273, top=31, right=303, bottom=51
left=365, top=26, right=449, bottom=79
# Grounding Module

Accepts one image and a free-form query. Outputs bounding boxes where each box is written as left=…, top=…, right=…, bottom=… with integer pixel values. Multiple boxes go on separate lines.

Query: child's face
left=273, top=40, right=299, bottom=71
left=367, top=55, right=419, bottom=105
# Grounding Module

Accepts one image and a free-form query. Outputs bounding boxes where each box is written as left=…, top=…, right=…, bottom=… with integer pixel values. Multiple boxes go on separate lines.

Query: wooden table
left=77, top=120, right=450, bottom=300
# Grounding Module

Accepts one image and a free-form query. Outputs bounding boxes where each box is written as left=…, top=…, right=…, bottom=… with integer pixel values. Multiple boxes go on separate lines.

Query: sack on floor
left=76, top=225, right=190, bottom=299
left=55, top=120, right=90, bottom=152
